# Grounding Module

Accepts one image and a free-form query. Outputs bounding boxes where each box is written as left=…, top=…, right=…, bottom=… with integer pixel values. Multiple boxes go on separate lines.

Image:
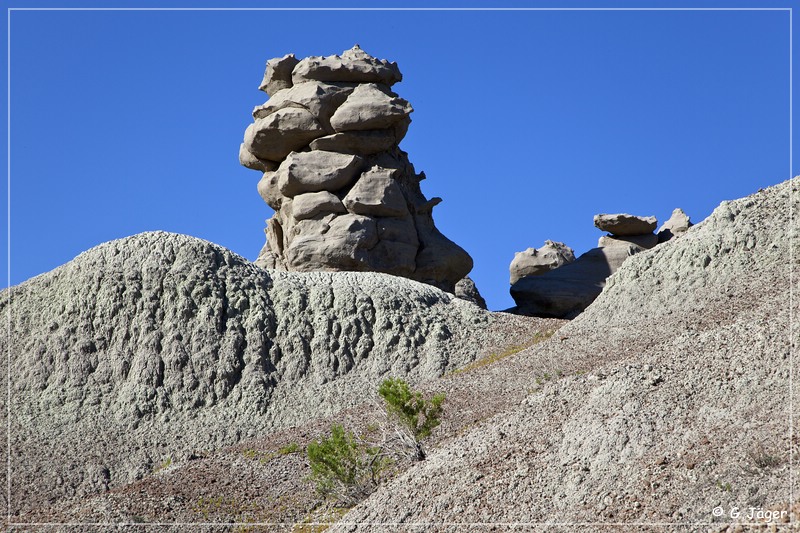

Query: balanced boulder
left=512, top=213, right=659, bottom=318
left=594, top=213, right=657, bottom=236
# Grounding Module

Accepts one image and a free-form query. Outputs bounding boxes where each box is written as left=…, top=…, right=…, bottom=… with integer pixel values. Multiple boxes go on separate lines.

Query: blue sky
left=2, top=1, right=797, bottom=310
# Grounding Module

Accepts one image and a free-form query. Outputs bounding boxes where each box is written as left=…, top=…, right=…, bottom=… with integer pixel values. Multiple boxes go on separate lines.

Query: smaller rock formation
left=511, top=213, right=659, bottom=318
left=657, top=208, right=692, bottom=243
left=455, top=276, right=487, bottom=309
left=509, top=240, right=575, bottom=284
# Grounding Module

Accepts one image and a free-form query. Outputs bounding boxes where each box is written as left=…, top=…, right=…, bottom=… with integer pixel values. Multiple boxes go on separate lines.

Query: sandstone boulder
left=343, top=167, right=409, bottom=217
left=329, top=83, right=413, bottom=132
left=509, top=240, right=575, bottom=284
left=239, top=143, right=278, bottom=172
left=244, top=107, right=325, bottom=161
left=275, top=151, right=362, bottom=197
left=657, top=208, right=693, bottom=242
left=259, top=53, right=299, bottom=96
left=285, top=214, right=378, bottom=271
left=252, top=81, right=354, bottom=133
left=291, top=191, right=347, bottom=220
left=455, top=276, right=487, bottom=309
left=593, top=213, right=657, bottom=236
left=292, top=44, right=402, bottom=86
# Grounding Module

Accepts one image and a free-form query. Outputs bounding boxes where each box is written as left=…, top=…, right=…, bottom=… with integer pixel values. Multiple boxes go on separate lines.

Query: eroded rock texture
left=240, top=45, right=472, bottom=293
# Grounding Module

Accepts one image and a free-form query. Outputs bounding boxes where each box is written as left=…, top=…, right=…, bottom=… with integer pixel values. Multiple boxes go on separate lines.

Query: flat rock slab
left=292, top=45, right=402, bottom=86
left=309, top=130, right=397, bottom=155
left=594, top=213, right=657, bottom=236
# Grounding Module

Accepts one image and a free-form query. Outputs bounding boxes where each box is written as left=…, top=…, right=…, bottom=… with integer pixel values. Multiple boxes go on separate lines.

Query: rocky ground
left=2, top=178, right=797, bottom=532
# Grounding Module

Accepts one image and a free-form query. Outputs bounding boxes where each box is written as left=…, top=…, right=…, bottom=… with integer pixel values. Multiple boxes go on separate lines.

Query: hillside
left=1, top=232, right=518, bottom=520
left=2, top=178, right=796, bottom=531
left=335, top=178, right=798, bottom=531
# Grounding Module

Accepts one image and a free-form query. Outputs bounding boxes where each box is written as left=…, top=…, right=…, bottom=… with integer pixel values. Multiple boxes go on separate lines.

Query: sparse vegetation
left=306, top=378, right=444, bottom=505
left=152, top=456, right=172, bottom=473
left=716, top=480, right=732, bottom=492
left=452, top=330, right=556, bottom=375
left=378, top=377, right=444, bottom=460
left=307, top=424, right=392, bottom=506
left=242, top=442, right=302, bottom=464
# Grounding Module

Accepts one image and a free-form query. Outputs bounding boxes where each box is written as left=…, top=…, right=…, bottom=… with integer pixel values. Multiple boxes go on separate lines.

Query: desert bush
left=378, top=377, right=445, bottom=460
left=307, top=424, right=391, bottom=506
left=306, top=379, right=445, bottom=503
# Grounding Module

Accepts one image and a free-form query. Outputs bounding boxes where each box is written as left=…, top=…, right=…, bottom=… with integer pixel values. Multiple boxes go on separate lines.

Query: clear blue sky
left=3, top=1, right=797, bottom=310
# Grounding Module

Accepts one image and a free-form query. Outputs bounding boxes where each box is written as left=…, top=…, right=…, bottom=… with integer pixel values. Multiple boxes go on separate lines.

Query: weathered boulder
left=239, top=143, right=277, bottom=172
left=343, top=166, right=409, bottom=217
left=509, top=240, right=575, bottom=284
left=275, top=151, right=362, bottom=197
left=259, top=53, right=299, bottom=96
left=244, top=107, right=325, bottom=161
left=285, top=214, right=378, bottom=271
left=292, top=44, right=402, bottom=86
left=455, top=276, right=487, bottom=309
left=252, top=81, right=354, bottom=133
left=657, top=208, right=692, bottom=242
left=511, top=235, right=649, bottom=318
left=240, top=46, right=472, bottom=292
left=329, top=83, right=412, bottom=133
left=291, top=191, right=347, bottom=220
left=594, top=213, right=657, bottom=236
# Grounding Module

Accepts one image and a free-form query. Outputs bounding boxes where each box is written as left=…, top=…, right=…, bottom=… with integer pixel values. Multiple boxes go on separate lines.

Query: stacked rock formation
left=239, top=45, right=472, bottom=293
left=511, top=213, right=659, bottom=318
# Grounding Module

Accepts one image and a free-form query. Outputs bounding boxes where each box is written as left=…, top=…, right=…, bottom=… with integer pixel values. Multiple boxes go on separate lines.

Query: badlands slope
left=334, top=178, right=798, bottom=531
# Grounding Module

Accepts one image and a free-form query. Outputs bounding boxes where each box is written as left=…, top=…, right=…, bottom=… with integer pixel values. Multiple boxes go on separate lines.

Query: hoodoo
left=240, top=46, right=473, bottom=293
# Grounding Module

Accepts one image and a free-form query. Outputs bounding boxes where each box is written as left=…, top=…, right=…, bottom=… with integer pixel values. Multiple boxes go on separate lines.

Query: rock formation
left=509, top=240, right=575, bottom=284
left=511, top=213, right=658, bottom=317
left=454, top=276, right=487, bottom=309
left=240, top=45, right=472, bottom=293
left=657, top=207, right=692, bottom=242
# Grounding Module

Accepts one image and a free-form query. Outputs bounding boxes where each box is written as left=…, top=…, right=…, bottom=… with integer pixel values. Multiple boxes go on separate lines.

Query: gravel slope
left=334, top=178, right=799, bottom=532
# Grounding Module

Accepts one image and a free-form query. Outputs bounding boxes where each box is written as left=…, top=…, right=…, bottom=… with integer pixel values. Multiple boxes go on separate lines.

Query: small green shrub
left=378, top=378, right=444, bottom=460
left=307, top=424, right=390, bottom=505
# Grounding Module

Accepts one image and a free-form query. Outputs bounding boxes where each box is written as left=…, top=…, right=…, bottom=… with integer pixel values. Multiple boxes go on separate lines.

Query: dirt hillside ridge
left=333, top=178, right=798, bottom=531
left=1, top=231, right=495, bottom=518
